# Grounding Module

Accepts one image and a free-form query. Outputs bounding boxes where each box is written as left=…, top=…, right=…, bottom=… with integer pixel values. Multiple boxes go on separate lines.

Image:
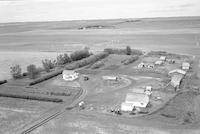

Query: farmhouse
left=168, top=69, right=186, bottom=76
left=160, top=56, right=166, bottom=61
left=125, top=93, right=149, bottom=108
left=155, top=60, right=163, bottom=65
left=182, top=62, right=190, bottom=70
left=121, top=102, right=134, bottom=112
left=170, top=74, right=184, bottom=89
left=62, top=70, right=79, bottom=81
left=102, top=76, right=118, bottom=81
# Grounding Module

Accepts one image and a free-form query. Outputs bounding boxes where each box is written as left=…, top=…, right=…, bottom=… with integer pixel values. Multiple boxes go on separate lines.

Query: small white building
left=160, top=56, right=166, bottom=61
left=102, top=76, right=118, bottom=81
left=121, top=102, right=134, bottom=112
left=138, top=62, right=145, bottom=68
left=146, top=86, right=152, bottom=91
left=147, top=64, right=154, bottom=69
left=125, top=93, right=149, bottom=108
left=155, top=60, right=163, bottom=65
left=168, top=69, right=186, bottom=76
left=62, top=70, right=79, bottom=81
left=170, top=74, right=184, bottom=89
left=182, top=62, right=190, bottom=70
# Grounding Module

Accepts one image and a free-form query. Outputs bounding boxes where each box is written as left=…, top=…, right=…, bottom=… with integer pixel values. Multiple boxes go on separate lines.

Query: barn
left=125, top=93, right=149, bottom=108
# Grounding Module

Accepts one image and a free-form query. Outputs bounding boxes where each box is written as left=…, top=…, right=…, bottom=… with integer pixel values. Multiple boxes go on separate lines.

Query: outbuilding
left=102, top=76, right=118, bottom=81
left=182, top=62, right=190, bottom=70
left=125, top=93, right=149, bottom=108
left=170, top=74, right=184, bottom=89
left=138, top=62, right=145, bottom=68
left=168, top=69, right=186, bottom=76
left=160, top=56, right=166, bottom=61
left=121, top=102, right=134, bottom=112
left=62, top=70, right=79, bottom=81
left=155, top=60, right=163, bottom=65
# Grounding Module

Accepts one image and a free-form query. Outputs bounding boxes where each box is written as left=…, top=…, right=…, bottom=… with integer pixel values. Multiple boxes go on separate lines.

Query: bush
left=29, top=69, right=63, bottom=86
left=70, top=49, right=90, bottom=61
left=122, top=56, right=139, bottom=65
left=10, top=64, right=22, bottom=79
left=104, top=47, right=143, bottom=56
left=90, top=61, right=104, bottom=69
left=65, top=52, right=109, bottom=70
left=42, top=59, right=55, bottom=72
left=126, top=46, right=132, bottom=55
left=27, top=64, right=39, bottom=79
left=56, top=53, right=71, bottom=65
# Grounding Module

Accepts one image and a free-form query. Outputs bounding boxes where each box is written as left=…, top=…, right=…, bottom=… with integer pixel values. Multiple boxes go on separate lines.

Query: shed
left=121, top=102, right=134, bottom=112
left=182, top=62, right=190, bottom=70
left=170, top=74, right=184, bottom=88
left=160, top=56, right=166, bottom=61
left=62, top=70, right=79, bottom=81
left=168, top=69, right=186, bottom=76
left=138, top=62, right=145, bottom=68
left=155, top=60, right=163, bottom=65
left=102, top=76, right=118, bottom=81
left=125, top=93, right=149, bottom=108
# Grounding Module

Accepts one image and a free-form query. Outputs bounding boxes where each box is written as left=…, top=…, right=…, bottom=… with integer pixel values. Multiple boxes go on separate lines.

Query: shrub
left=27, top=64, right=39, bottom=79
left=122, top=56, right=139, bottom=65
left=90, top=61, right=104, bottom=69
left=10, top=64, right=22, bottom=79
left=56, top=53, right=71, bottom=65
left=42, top=59, right=55, bottom=72
left=65, top=52, right=109, bottom=70
left=126, top=46, right=132, bottom=55
left=70, top=49, right=90, bottom=61
left=29, top=69, right=63, bottom=86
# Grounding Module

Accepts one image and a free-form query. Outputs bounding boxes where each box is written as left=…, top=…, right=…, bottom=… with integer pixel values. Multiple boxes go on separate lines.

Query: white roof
left=171, top=75, right=183, bottom=84
left=62, top=70, right=77, bottom=75
left=168, top=69, right=186, bottom=75
left=130, top=88, right=145, bottom=94
left=182, top=62, right=190, bottom=67
left=160, top=56, right=166, bottom=60
left=102, top=76, right=117, bottom=79
left=125, top=93, right=149, bottom=104
left=155, top=60, right=163, bottom=64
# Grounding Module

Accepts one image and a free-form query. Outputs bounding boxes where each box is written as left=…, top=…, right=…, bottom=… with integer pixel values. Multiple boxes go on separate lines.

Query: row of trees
left=10, top=49, right=92, bottom=79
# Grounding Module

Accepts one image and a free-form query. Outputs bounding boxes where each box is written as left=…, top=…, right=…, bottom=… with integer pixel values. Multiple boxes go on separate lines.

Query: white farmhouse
left=62, top=70, right=79, bottom=81
left=155, top=60, right=163, bottom=65
left=125, top=93, right=149, bottom=108
left=182, top=62, right=190, bottom=70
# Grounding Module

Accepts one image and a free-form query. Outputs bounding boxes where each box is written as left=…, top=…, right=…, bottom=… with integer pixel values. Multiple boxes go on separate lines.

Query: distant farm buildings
left=155, top=60, right=163, bottom=65
left=62, top=70, right=79, bottom=81
left=160, top=56, right=166, bottom=61
left=137, top=63, right=154, bottom=69
left=168, top=69, right=186, bottom=76
left=182, top=62, right=190, bottom=70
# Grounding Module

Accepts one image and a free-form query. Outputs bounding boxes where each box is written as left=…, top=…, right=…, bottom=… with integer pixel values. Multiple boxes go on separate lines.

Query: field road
left=10, top=86, right=87, bottom=134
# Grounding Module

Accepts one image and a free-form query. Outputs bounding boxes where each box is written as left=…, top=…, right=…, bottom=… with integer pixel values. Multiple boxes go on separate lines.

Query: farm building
left=146, top=64, right=154, bottom=69
left=138, top=62, right=145, bottom=68
left=170, top=74, right=184, bottom=89
left=102, top=76, right=118, bottom=81
left=125, top=93, right=149, bottom=108
left=182, top=62, right=190, bottom=70
left=62, top=70, right=79, bottom=81
left=121, top=102, right=134, bottom=112
left=160, top=56, right=166, bottom=61
left=155, top=60, right=163, bottom=65
left=168, top=69, right=186, bottom=76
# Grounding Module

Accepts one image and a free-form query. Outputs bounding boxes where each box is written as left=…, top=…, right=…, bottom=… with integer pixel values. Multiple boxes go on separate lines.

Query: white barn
left=155, top=60, right=163, bottom=65
left=62, top=70, right=79, bottom=81
left=160, top=56, right=166, bottom=61
left=125, top=93, right=149, bottom=108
